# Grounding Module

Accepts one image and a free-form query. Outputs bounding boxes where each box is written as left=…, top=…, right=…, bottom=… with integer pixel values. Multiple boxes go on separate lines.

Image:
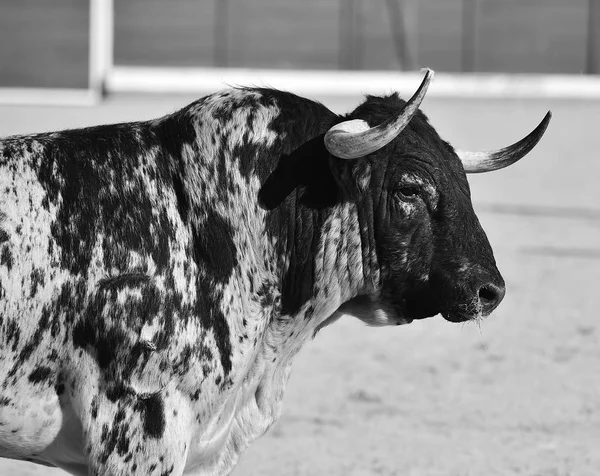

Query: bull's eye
left=396, top=184, right=421, bottom=199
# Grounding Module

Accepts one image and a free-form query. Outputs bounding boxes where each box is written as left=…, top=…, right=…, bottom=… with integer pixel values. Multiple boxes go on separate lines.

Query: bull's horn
left=457, top=111, right=552, bottom=173
left=324, top=68, right=434, bottom=159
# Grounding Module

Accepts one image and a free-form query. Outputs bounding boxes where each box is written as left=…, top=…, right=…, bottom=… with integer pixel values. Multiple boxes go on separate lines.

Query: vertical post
left=214, top=0, right=229, bottom=67
left=461, top=0, right=478, bottom=72
left=339, top=0, right=355, bottom=69
left=386, top=0, right=418, bottom=70
left=587, top=0, right=600, bottom=74
left=89, top=0, right=113, bottom=95
left=354, top=0, right=364, bottom=69
left=404, top=0, right=420, bottom=70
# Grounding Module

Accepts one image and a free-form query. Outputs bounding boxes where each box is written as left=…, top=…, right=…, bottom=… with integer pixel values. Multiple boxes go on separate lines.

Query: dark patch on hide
left=0, top=228, right=8, bottom=244
left=105, top=385, right=134, bottom=403
left=189, top=209, right=238, bottom=378
left=28, top=366, right=53, bottom=384
left=207, top=95, right=267, bottom=184
left=30, top=268, right=45, bottom=297
left=72, top=318, right=128, bottom=371
left=0, top=142, right=22, bottom=165
left=73, top=279, right=170, bottom=380
left=237, top=134, right=265, bottom=182
left=91, top=398, right=99, bottom=419
left=152, top=113, right=199, bottom=223
left=0, top=245, right=13, bottom=271
left=97, top=273, right=150, bottom=292
left=192, top=210, right=238, bottom=283
left=256, top=281, right=277, bottom=309
left=172, top=172, right=189, bottom=223
left=160, top=465, right=175, bottom=476
left=190, top=387, right=201, bottom=401
left=32, top=122, right=176, bottom=276
left=195, top=277, right=232, bottom=378
left=7, top=306, right=53, bottom=379
left=152, top=110, right=198, bottom=167
left=6, top=280, right=87, bottom=377
left=4, top=318, right=20, bottom=352
left=99, top=408, right=130, bottom=463
left=136, top=393, right=166, bottom=439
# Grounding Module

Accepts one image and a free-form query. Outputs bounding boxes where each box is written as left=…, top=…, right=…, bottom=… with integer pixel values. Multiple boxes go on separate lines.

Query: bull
left=0, top=69, right=550, bottom=475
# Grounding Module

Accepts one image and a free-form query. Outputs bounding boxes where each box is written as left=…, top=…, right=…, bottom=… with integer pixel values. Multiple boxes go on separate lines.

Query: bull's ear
left=258, top=134, right=339, bottom=210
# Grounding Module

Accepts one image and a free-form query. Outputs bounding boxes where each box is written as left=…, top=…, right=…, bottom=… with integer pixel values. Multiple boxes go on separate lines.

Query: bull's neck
left=272, top=197, right=368, bottom=326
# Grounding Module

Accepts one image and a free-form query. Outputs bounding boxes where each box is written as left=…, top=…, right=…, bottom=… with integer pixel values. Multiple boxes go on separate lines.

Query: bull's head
left=260, top=69, right=550, bottom=325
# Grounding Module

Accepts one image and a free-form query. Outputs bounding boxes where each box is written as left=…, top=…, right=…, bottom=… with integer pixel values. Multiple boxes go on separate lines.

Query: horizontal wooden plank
left=416, top=0, right=464, bottom=72
left=111, top=0, right=593, bottom=74
left=0, top=0, right=89, bottom=89
left=114, top=0, right=216, bottom=67
left=359, top=0, right=412, bottom=70
left=475, top=1, right=588, bottom=73
left=227, top=0, right=339, bottom=69
left=114, top=0, right=339, bottom=69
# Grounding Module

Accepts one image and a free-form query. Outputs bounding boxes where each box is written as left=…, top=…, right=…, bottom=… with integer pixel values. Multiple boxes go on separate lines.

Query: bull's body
left=0, top=78, right=550, bottom=475
left=0, top=89, right=345, bottom=475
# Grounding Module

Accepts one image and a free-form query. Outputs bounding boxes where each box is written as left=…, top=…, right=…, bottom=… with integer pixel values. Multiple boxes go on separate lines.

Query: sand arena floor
left=1, top=93, right=598, bottom=476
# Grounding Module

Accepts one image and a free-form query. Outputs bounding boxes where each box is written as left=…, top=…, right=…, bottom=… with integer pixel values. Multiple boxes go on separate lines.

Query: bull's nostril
left=479, top=286, right=496, bottom=303
left=478, top=283, right=506, bottom=314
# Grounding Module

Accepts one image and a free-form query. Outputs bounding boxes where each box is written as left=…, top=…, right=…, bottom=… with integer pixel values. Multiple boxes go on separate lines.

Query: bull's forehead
left=349, top=94, right=469, bottom=193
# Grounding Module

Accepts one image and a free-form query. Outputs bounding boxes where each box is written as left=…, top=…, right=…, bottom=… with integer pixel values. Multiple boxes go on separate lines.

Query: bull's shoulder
left=166, top=88, right=337, bottom=197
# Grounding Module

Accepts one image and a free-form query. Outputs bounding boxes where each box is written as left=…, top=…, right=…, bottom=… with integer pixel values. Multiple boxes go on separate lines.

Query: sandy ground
left=0, top=92, right=599, bottom=475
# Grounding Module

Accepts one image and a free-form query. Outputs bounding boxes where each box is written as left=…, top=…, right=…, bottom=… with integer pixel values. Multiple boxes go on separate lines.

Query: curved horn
left=324, top=68, right=435, bottom=159
left=457, top=111, right=552, bottom=173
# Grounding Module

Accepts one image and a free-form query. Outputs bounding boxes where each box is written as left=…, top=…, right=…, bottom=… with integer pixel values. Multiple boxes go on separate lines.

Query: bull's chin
left=441, top=310, right=479, bottom=323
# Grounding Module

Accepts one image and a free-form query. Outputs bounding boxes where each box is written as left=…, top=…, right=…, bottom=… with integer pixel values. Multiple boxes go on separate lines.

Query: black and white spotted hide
left=0, top=88, right=370, bottom=476
left=1, top=86, right=506, bottom=476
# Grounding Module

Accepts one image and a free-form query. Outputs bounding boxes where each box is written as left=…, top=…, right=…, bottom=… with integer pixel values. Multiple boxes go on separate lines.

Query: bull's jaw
left=337, top=294, right=488, bottom=326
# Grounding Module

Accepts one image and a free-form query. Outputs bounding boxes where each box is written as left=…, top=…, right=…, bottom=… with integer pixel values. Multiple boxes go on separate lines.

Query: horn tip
left=538, top=111, right=552, bottom=133
left=419, top=67, right=435, bottom=81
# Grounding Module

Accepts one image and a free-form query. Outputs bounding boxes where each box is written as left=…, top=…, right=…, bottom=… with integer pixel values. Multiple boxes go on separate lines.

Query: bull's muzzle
left=442, top=272, right=506, bottom=322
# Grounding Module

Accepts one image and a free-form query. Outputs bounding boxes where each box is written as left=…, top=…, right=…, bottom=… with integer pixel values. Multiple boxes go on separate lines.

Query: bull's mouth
left=404, top=301, right=480, bottom=323
left=404, top=296, right=482, bottom=324
left=409, top=309, right=478, bottom=323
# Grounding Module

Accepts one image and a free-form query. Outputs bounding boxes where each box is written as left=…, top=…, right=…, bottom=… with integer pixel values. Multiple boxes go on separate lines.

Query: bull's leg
left=77, top=386, right=194, bottom=476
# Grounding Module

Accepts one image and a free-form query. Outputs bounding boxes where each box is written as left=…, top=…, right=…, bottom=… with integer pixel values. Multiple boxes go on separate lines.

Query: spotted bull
left=0, top=70, right=550, bottom=475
